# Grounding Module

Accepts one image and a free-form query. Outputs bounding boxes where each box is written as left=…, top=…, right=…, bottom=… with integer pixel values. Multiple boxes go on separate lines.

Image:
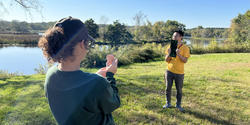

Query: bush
left=34, top=64, right=53, bottom=74
left=81, top=45, right=115, bottom=68
left=81, top=41, right=250, bottom=67
left=80, top=43, right=166, bottom=68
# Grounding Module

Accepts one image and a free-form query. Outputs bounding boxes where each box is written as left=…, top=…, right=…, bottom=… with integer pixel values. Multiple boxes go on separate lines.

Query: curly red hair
left=38, top=27, right=79, bottom=63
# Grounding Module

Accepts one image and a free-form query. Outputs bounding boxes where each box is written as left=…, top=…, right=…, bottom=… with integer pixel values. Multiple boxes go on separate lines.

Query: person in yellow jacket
left=163, top=30, right=190, bottom=112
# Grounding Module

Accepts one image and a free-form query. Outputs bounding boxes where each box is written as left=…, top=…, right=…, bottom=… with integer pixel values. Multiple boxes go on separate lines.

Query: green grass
left=0, top=53, right=250, bottom=125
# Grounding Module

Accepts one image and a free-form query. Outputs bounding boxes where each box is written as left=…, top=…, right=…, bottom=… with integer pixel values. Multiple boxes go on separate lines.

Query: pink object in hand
left=96, top=67, right=107, bottom=77
left=101, top=67, right=107, bottom=71
left=97, top=54, right=115, bottom=77
left=106, top=54, right=115, bottom=66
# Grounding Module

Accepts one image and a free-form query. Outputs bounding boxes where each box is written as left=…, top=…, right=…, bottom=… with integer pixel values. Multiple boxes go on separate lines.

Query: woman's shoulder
left=45, top=65, right=58, bottom=79
left=81, top=72, right=107, bottom=85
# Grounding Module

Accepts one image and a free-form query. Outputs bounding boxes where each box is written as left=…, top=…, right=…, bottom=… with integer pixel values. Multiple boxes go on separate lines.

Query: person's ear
left=79, top=40, right=85, bottom=49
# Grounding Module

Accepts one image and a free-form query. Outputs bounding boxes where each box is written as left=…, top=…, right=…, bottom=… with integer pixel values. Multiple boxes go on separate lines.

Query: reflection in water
left=0, top=44, right=38, bottom=48
left=184, top=38, right=224, bottom=47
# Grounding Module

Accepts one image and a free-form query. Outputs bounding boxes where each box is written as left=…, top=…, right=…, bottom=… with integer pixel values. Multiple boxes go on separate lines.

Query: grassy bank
left=191, top=42, right=250, bottom=54
left=0, top=53, right=250, bottom=124
left=82, top=42, right=250, bottom=68
left=0, top=34, right=39, bottom=45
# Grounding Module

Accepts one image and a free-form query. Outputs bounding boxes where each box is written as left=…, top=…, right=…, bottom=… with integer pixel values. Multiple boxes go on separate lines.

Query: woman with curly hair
left=38, top=16, right=120, bottom=125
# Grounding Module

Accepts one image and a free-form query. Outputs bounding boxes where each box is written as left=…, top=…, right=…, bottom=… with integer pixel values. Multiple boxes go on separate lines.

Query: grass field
left=0, top=53, right=249, bottom=125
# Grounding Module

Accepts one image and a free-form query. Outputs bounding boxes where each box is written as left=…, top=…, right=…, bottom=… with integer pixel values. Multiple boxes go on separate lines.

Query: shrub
left=80, top=43, right=166, bottom=68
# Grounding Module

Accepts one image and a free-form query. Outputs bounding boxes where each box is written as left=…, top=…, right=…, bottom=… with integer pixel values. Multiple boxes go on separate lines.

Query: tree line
left=186, top=27, right=228, bottom=38
left=0, top=20, right=55, bottom=33
left=0, top=10, right=248, bottom=45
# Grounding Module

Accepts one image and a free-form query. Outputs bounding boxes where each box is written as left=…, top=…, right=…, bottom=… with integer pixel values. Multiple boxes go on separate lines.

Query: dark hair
left=174, top=30, right=184, bottom=37
left=38, top=17, right=95, bottom=63
left=38, top=27, right=82, bottom=63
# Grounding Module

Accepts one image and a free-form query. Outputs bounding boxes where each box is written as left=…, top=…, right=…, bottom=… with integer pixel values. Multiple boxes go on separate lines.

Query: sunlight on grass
left=0, top=53, right=249, bottom=124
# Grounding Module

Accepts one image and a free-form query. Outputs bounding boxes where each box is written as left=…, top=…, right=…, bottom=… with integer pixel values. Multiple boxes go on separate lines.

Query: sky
left=0, top=0, right=249, bottom=29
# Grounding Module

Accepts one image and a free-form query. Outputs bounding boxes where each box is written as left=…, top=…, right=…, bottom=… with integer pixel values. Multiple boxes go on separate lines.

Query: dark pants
left=165, top=70, right=184, bottom=106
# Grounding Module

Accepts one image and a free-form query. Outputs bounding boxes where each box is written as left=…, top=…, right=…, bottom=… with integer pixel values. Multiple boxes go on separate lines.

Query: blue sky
left=1, top=0, right=249, bottom=28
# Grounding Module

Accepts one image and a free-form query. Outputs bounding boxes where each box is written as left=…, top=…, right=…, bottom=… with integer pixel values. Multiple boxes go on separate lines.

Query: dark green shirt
left=45, top=66, right=120, bottom=125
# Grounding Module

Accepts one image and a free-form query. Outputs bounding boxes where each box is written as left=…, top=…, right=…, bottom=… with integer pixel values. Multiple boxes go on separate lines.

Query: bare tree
left=99, top=16, right=109, bottom=25
left=99, top=16, right=109, bottom=40
left=133, top=11, right=147, bottom=41
left=133, top=11, right=147, bottom=27
left=0, top=0, right=43, bottom=19
left=0, top=1, right=9, bottom=17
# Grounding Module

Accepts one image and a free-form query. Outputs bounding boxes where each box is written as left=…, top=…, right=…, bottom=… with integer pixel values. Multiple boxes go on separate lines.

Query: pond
left=0, top=45, right=47, bottom=75
left=184, top=37, right=225, bottom=47
left=0, top=38, right=224, bottom=75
